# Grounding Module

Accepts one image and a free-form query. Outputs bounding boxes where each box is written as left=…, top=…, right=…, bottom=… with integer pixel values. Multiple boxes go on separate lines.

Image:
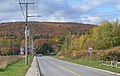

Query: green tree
left=112, top=26, right=120, bottom=47
left=37, top=43, right=53, bottom=54
left=57, top=32, right=72, bottom=52
left=57, top=34, right=66, bottom=51
left=93, top=20, right=120, bottom=50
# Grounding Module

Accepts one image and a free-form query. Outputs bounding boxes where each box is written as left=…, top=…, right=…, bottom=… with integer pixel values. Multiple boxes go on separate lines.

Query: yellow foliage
left=21, top=39, right=31, bottom=46
left=0, top=47, right=10, bottom=54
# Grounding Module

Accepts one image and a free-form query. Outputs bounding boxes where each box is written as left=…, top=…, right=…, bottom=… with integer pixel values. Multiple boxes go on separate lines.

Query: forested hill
left=0, top=22, right=95, bottom=37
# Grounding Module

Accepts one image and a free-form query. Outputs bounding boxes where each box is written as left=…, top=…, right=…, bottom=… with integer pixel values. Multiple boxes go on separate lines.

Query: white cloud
left=116, top=4, right=120, bottom=11
left=71, top=0, right=111, bottom=12
left=80, top=16, right=100, bottom=24
left=0, top=0, right=120, bottom=24
left=87, top=16, right=99, bottom=22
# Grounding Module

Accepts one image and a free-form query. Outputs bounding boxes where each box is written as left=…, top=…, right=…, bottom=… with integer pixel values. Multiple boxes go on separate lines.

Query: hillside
left=0, top=22, right=95, bottom=37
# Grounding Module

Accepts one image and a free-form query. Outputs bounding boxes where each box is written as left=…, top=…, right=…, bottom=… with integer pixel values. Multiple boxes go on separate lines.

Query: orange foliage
left=34, top=38, right=47, bottom=50
left=59, top=46, right=120, bottom=61
left=0, top=22, right=95, bottom=36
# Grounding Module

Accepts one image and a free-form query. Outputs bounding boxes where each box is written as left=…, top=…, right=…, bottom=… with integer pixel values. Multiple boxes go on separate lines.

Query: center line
left=44, top=58, right=81, bottom=76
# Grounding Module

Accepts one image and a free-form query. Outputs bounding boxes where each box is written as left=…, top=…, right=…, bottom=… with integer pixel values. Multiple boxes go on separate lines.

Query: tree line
left=48, top=20, right=120, bottom=61
left=56, top=20, right=120, bottom=52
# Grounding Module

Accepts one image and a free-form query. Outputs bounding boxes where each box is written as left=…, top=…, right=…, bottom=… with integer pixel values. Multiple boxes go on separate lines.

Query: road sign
left=72, top=50, right=77, bottom=57
left=88, top=47, right=93, bottom=53
left=88, top=47, right=93, bottom=64
left=73, top=50, right=77, bottom=54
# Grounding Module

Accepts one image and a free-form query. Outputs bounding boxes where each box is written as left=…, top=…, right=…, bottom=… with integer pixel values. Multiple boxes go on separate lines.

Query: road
left=37, top=56, right=120, bottom=76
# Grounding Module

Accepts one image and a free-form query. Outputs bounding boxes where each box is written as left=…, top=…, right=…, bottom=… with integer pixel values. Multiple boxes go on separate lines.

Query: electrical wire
left=19, top=0, right=26, bottom=20
left=33, top=0, right=35, bottom=21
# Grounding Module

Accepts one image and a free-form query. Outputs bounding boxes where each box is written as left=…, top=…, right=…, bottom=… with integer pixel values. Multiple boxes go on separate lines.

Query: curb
left=36, top=56, right=43, bottom=76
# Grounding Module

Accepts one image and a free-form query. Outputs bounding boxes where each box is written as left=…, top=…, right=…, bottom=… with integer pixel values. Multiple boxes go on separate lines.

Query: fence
left=99, top=60, right=120, bottom=68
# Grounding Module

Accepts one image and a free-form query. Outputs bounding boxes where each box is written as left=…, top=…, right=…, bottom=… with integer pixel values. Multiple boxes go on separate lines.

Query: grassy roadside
left=53, top=55, right=120, bottom=74
left=0, top=57, right=31, bottom=76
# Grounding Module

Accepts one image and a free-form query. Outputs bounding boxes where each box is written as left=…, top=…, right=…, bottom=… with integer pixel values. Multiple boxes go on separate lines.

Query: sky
left=0, top=0, right=120, bottom=24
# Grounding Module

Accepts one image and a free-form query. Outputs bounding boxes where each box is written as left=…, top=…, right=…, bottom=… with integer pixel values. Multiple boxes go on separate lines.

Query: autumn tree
left=92, top=20, right=120, bottom=50
left=34, top=38, right=47, bottom=52
left=48, top=36, right=59, bottom=52
left=79, top=35, right=88, bottom=50
left=71, top=36, right=81, bottom=51
left=0, top=40, right=10, bottom=54
left=85, top=37, right=94, bottom=49
left=57, top=32, right=72, bottom=52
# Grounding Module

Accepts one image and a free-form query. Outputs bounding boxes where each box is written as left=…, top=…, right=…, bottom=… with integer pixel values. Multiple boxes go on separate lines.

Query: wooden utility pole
left=19, top=1, right=34, bottom=65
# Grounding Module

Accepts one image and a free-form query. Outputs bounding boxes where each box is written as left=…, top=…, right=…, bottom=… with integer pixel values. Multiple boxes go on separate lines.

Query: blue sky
left=0, top=0, right=120, bottom=24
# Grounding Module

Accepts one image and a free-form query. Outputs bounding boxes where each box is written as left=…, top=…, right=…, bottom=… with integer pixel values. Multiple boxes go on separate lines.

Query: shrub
left=58, top=46, right=120, bottom=61
left=99, top=46, right=120, bottom=61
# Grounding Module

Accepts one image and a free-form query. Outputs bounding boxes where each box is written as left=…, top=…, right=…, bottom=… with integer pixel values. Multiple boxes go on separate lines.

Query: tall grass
left=0, top=58, right=30, bottom=76
left=0, top=55, right=24, bottom=71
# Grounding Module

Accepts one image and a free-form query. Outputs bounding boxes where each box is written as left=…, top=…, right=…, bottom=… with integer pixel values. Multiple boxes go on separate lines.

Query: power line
left=33, top=0, right=35, bottom=21
left=19, top=0, right=26, bottom=20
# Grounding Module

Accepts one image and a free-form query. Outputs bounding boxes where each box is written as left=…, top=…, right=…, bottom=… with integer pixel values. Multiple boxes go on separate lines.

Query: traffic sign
left=73, top=50, right=77, bottom=54
left=88, top=47, right=93, bottom=53
left=88, top=47, right=93, bottom=64
left=72, top=50, right=77, bottom=57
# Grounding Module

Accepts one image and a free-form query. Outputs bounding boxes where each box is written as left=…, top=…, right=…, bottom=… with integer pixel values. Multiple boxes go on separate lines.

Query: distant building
left=20, top=46, right=25, bottom=55
left=20, top=46, right=31, bottom=55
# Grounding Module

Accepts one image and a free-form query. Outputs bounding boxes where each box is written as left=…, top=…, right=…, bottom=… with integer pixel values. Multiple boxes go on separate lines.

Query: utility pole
left=25, top=1, right=28, bottom=65
left=19, top=1, right=34, bottom=65
left=31, top=36, right=34, bottom=56
left=28, top=28, right=34, bottom=61
left=19, top=0, right=41, bottom=65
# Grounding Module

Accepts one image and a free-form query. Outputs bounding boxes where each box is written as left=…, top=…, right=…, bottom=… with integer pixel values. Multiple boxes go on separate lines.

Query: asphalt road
left=37, top=56, right=120, bottom=76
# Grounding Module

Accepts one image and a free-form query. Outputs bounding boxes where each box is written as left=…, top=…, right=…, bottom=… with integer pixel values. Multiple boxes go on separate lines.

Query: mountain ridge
left=0, top=22, right=95, bottom=37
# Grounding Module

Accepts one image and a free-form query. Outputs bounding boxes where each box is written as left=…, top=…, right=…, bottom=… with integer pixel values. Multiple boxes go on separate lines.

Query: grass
left=0, top=58, right=31, bottom=76
left=0, top=56, right=24, bottom=71
left=53, top=55, right=120, bottom=74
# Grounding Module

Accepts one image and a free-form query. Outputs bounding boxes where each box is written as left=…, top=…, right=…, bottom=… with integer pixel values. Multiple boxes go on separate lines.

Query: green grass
left=0, top=58, right=31, bottom=76
left=53, top=56, right=120, bottom=74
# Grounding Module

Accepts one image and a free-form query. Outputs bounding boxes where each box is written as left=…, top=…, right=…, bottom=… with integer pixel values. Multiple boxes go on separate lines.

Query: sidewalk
left=25, top=56, right=40, bottom=76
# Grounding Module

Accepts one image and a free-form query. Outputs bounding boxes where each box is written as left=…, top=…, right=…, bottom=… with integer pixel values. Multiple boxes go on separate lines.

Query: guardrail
left=99, top=60, right=120, bottom=68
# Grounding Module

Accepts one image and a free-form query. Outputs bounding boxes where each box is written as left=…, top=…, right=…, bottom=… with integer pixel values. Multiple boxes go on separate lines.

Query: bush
left=58, top=46, right=120, bottom=61
left=99, top=46, right=120, bottom=61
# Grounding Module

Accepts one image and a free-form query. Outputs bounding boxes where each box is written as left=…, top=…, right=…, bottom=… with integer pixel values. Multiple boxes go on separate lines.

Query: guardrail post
left=111, top=60, right=112, bottom=67
left=116, top=60, right=117, bottom=68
